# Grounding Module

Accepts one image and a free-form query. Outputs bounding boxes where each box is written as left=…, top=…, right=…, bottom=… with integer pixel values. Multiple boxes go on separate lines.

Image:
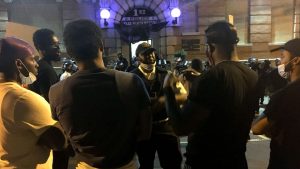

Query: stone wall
left=0, top=0, right=299, bottom=61
left=0, top=1, right=8, bottom=38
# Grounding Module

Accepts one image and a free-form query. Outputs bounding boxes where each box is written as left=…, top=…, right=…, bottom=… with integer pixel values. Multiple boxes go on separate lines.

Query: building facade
left=0, top=0, right=300, bottom=62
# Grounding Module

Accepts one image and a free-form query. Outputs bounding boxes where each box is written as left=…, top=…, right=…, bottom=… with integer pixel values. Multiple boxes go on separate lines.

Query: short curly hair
left=205, top=21, right=239, bottom=59
left=63, top=19, right=103, bottom=61
left=33, top=28, right=55, bottom=51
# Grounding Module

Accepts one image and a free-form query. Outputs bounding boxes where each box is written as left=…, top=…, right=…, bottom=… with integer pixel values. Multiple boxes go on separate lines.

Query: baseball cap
left=270, top=38, right=300, bottom=56
left=0, top=37, right=34, bottom=70
left=0, top=37, right=34, bottom=59
left=135, top=42, right=156, bottom=57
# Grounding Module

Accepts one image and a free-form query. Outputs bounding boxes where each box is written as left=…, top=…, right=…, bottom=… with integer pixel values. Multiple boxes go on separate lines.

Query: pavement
left=68, top=97, right=271, bottom=169
left=68, top=133, right=270, bottom=169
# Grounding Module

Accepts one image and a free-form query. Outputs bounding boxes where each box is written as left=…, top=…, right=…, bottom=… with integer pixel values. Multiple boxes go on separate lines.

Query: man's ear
left=39, top=49, right=46, bottom=56
left=98, top=47, right=104, bottom=55
left=15, top=59, right=29, bottom=77
left=208, top=43, right=215, bottom=53
left=294, top=57, right=300, bottom=65
left=15, top=59, right=23, bottom=70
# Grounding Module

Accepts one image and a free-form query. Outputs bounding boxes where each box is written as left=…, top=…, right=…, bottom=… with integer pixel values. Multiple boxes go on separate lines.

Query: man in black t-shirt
left=28, top=28, right=66, bottom=169
left=164, top=21, right=259, bottom=169
left=131, top=42, right=182, bottom=169
left=49, top=19, right=152, bottom=169
left=252, top=38, right=300, bottom=169
left=29, top=29, right=60, bottom=102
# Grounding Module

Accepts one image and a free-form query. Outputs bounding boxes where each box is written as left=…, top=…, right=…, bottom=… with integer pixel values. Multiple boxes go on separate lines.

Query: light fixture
left=171, top=8, right=181, bottom=24
left=100, top=9, right=110, bottom=26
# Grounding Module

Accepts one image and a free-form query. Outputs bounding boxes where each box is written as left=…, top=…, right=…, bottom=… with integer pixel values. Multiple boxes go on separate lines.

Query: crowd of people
left=0, top=18, right=299, bottom=169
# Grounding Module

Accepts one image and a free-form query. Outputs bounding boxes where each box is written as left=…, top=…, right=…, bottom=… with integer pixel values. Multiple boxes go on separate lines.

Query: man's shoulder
left=130, top=67, right=140, bottom=74
left=49, top=78, right=66, bottom=98
left=287, top=78, right=300, bottom=90
left=37, top=60, right=57, bottom=78
left=6, top=86, right=47, bottom=108
left=2, top=83, right=27, bottom=99
left=271, top=79, right=300, bottom=98
left=273, top=79, right=300, bottom=101
left=114, top=70, right=143, bottom=86
left=217, top=61, right=249, bottom=70
left=216, top=61, right=257, bottom=79
left=50, top=79, right=65, bottom=90
left=38, top=59, right=52, bottom=69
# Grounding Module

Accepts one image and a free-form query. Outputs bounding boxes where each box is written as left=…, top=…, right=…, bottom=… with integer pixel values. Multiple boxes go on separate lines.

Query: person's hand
left=21, top=84, right=29, bottom=89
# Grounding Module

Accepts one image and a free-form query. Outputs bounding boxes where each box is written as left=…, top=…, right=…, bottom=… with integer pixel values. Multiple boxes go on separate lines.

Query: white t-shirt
left=60, top=71, right=72, bottom=81
left=0, top=82, right=57, bottom=169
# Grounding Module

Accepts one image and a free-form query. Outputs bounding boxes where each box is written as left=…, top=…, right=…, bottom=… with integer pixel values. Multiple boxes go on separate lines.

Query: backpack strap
left=114, top=70, right=136, bottom=111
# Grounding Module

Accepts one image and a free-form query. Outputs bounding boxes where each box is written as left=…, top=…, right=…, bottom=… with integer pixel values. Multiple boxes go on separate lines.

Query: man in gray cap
left=131, top=42, right=182, bottom=169
left=252, top=38, right=300, bottom=169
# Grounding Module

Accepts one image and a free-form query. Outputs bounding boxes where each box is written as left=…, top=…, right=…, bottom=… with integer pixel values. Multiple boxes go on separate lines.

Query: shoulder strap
left=114, top=70, right=137, bottom=113
left=100, top=69, right=136, bottom=108
left=115, top=70, right=133, bottom=100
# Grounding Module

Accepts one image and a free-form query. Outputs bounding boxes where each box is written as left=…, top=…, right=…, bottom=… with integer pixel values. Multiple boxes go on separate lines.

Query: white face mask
left=16, top=60, right=37, bottom=85
left=19, top=71, right=37, bottom=85
left=138, top=62, right=156, bottom=80
left=277, top=57, right=297, bottom=79
left=140, top=62, right=156, bottom=71
left=278, top=64, right=289, bottom=79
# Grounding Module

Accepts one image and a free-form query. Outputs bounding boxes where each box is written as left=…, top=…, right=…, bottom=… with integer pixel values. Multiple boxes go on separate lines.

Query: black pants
left=185, top=152, right=248, bottom=169
left=52, top=150, right=70, bottom=169
left=137, top=134, right=182, bottom=169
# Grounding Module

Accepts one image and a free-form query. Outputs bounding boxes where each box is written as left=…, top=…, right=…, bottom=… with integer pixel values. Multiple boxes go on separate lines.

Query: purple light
left=171, top=8, right=181, bottom=18
left=100, top=9, right=110, bottom=19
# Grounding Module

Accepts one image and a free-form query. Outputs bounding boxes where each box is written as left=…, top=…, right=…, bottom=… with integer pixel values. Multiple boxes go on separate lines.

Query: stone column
left=62, top=0, right=100, bottom=54
left=294, top=0, right=300, bottom=38
left=0, top=1, right=9, bottom=38
left=102, top=28, right=120, bottom=57
left=249, top=0, right=272, bottom=58
left=62, top=0, right=97, bottom=28
left=105, top=0, right=126, bottom=60
left=198, top=0, right=226, bottom=57
left=160, top=26, right=181, bottom=62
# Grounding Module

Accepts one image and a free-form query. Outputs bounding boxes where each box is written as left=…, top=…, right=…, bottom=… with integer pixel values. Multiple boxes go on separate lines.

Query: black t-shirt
left=28, top=59, right=58, bottom=101
left=186, top=61, right=259, bottom=168
left=49, top=68, right=151, bottom=168
left=264, top=68, right=288, bottom=94
left=131, top=67, right=175, bottom=135
left=131, top=67, right=168, bottom=120
left=265, top=79, right=300, bottom=169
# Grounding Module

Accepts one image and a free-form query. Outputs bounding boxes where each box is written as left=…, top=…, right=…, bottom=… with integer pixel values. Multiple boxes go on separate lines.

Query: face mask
left=140, top=62, right=156, bottom=71
left=19, top=71, right=37, bottom=85
left=278, top=64, right=289, bottom=79
left=277, top=57, right=297, bottom=79
left=16, top=60, right=37, bottom=85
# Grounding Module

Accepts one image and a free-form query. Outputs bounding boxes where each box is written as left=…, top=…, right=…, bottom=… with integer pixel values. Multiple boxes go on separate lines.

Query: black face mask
left=284, top=57, right=297, bottom=72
